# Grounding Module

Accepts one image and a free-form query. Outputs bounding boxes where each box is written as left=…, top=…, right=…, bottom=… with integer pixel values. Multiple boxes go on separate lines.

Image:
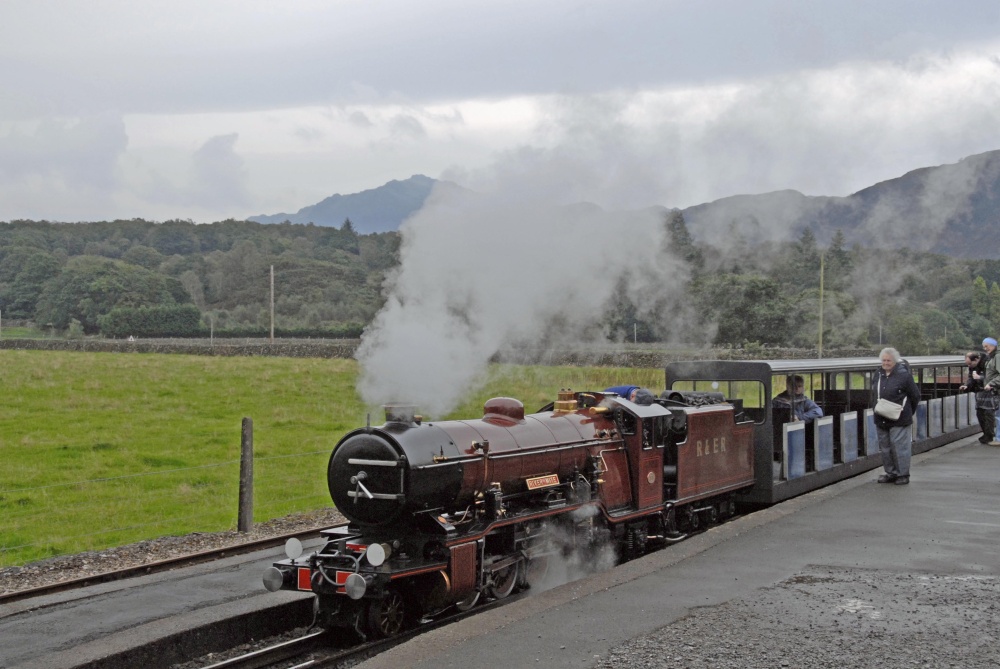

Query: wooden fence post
left=238, top=417, right=254, bottom=533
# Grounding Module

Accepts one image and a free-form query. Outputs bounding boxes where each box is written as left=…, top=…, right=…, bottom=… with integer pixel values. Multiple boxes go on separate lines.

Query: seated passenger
left=772, top=375, right=823, bottom=421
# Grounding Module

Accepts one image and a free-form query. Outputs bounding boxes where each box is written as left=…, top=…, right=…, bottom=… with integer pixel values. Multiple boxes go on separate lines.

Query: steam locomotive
left=263, top=388, right=755, bottom=638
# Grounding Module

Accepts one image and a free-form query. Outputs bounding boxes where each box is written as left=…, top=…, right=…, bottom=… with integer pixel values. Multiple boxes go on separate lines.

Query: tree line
left=0, top=218, right=396, bottom=338
left=2, top=214, right=999, bottom=352
left=614, top=211, right=1000, bottom=354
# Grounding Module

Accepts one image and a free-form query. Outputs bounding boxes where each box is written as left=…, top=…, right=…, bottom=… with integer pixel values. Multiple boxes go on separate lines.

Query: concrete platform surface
left=0, top=540, right=318, bottom=669
left=359, top=437, right=1000, bottom=669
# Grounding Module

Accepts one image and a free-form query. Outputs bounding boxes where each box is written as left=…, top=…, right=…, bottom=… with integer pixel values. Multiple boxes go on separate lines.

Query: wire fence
left=0, top=449, right=333, bottom=568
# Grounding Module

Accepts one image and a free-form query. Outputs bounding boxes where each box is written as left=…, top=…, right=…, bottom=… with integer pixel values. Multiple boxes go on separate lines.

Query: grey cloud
left=193, top=134, right=249, bottom=206
left=138, top=133, right=250, bottom=210
left=389, top=114, right=427, bottom=139
left=0, top=114, right=127, bottom=189
left=293, top=125, right=325, bottom=142
left=349, top=111, right=373, bottom=128
left=4, top=2, right=1000, bottom=116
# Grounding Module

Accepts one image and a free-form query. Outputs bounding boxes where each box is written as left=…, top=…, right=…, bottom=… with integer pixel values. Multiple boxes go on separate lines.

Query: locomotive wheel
left=487, top=561, right=520, bottom=599
left=366, top=588, right=409, bottom=638
left=454, top=590, right=480, bottom=611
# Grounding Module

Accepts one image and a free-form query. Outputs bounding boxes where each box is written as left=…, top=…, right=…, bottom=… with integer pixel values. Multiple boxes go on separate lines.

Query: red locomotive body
left=264, top=389, right=755, bottom=638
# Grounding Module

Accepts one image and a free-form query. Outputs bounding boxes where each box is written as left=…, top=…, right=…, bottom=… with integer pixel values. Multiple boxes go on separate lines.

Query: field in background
left=0, top=326, right=47, bottom=339
left=0, top=350, right=664, bottom=567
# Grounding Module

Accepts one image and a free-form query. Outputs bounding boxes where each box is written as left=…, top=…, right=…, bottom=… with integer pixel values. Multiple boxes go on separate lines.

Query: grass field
left=0, top=326, right=48, bottom=339
left=0, top=350, right=664, bottom=567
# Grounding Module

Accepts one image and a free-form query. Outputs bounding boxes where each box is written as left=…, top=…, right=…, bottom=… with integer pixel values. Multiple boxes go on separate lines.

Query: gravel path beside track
left=597, top=565, right=1000, bottom=669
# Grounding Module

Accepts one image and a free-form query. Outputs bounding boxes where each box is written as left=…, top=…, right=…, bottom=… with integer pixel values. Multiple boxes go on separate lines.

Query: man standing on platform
left=959, top=350, right=994, bottom=444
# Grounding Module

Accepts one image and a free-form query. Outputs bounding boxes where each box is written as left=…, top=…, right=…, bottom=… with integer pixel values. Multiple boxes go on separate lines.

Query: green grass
left=0, top=350, right=664, bottom=567
left=0, top=326, right=48, bottom=339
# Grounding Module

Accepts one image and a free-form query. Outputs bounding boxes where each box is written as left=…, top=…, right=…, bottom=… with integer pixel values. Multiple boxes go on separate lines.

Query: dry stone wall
left=0, top=338, right=879, bottom=366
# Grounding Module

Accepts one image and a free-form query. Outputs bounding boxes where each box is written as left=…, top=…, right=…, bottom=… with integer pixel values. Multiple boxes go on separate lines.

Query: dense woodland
left=2, top=215, right=1000, bottom=353
left=0, top=219, right=395, bottom=338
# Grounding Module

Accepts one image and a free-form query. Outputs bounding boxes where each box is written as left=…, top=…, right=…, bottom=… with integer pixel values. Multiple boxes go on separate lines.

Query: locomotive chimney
left=384, top=404, right=419, bottom=425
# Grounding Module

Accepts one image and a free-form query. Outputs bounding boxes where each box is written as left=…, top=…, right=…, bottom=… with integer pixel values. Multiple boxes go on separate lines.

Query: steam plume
left=357, top=186, right=686, bottom=416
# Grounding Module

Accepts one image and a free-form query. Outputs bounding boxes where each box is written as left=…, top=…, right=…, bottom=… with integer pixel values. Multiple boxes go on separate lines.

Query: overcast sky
left=2, top=0, right=1000, bottom=223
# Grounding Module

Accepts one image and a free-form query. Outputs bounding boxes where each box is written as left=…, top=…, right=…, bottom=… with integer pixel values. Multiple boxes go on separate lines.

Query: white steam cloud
left=357, top=184, right=687, bottom=417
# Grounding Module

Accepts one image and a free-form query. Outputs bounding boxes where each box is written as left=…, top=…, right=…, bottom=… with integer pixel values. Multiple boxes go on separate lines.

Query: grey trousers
left=877, top=425, right=912, bottom=478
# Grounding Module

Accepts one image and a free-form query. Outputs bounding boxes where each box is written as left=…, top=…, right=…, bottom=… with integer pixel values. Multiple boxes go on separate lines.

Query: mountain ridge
left=250, top=150, right=1000, bottom=258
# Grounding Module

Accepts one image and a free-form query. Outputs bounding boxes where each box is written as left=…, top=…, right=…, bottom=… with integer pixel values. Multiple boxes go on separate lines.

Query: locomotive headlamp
left=284, top=537, right=303, bottom=560
left=344, top=573, right=368, bottom=600
left=366, top=542, right=386, bottom=567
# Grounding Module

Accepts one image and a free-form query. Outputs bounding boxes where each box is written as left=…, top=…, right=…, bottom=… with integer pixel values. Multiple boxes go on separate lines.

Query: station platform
left=359, top=436, right=1000, bottom=669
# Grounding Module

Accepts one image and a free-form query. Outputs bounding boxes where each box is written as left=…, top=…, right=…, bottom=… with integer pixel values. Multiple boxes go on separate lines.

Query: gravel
left=0, top=507, right=346, bottom=596
left=596, top=565, right=1000, bottom=669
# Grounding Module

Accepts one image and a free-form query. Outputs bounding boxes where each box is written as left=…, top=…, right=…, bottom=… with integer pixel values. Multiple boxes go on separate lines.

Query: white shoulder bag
left=874, top=378, right=906, bottom=420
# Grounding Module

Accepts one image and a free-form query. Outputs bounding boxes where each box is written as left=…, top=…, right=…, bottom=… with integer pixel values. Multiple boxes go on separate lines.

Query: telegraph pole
left=269, top=265, right=275, bottom=343
left=817, top=252, right=825, bottom=359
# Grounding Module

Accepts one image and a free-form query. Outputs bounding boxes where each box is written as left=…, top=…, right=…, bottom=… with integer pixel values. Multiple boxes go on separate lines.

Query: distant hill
left=249, top=175, right=453, bottom=234
left=252, top=174, right=625, bottom=236
left=251, top=150, right=1000, bottom=258
left=682, top=149, right=1000, bottom=258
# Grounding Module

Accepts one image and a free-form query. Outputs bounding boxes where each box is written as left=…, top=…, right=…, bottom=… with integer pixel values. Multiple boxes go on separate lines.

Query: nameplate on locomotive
left=525, top=474, right=560, bottom=490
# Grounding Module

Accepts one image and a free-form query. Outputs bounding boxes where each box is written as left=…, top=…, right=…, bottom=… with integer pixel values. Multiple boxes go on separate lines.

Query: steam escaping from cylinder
left=523, top=506, right=619, bottom=594
left=356, top=183, right=689, bottom=417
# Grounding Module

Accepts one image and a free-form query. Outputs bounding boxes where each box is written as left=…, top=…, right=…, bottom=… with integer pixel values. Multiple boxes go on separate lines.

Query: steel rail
left=199, top=630, right=331, bottom=669
left=0, top=523, right=348, bottom=605
left=198, top=597, right=515, bottom=669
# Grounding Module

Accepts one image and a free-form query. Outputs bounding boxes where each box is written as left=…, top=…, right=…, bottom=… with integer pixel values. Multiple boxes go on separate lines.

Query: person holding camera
left=873, top=347, right=922, bottom=485
left=960, top=349, right=996, bottom=444
left=981, top=337, right=1000, bottom=447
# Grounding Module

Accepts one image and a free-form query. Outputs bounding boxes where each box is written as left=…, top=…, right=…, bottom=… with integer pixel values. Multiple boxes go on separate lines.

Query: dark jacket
left=873, top=363, right=922, bottom=429
left=772, top=392, right=824, bottom=421
left=984, top=350, right=1000, bottom=391
left=964, top=356, right=987, bottom=393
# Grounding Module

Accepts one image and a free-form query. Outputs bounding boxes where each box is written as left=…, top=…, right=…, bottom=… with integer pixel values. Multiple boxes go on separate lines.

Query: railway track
left=197, top=598, right=514, bottom=669
left=0, top=524, right=347, bottom=605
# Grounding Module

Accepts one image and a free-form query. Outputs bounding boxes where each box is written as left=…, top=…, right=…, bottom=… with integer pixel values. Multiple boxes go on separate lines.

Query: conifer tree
left=972, top=276, right=990, bottom=318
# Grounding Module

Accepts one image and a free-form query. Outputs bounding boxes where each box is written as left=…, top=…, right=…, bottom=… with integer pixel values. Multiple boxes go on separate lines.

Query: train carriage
left=664, top=356, right=976, bottom=506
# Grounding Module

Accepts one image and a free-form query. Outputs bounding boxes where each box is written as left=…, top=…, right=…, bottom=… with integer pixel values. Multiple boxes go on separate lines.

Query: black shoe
left=877, top=475, right=898, bottom=483
left=979, top=436, right=991, bottom=444
left=894, top=476, right=910, bottom=485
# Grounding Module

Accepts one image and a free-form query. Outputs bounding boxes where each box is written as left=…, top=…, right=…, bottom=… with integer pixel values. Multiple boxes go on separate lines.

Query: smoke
left=356, top=182, right=688, bottom=416
left=524, top=506, right=619, bottom=595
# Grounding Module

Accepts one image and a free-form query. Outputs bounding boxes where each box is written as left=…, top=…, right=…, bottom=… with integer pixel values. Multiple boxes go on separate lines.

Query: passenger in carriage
left=771, top=375, right=823, bottom=421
